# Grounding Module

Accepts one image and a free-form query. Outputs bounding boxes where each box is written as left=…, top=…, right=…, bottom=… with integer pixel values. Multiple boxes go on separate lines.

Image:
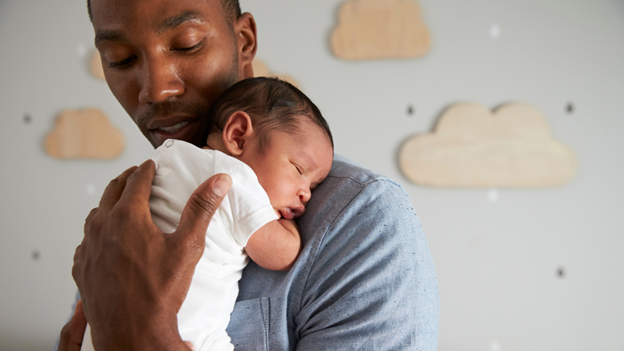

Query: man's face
left=91, top=0, right=256, bottom=147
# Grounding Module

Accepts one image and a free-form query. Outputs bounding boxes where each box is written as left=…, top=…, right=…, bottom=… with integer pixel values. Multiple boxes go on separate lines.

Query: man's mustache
left=137, top=100, right=207, bottom=125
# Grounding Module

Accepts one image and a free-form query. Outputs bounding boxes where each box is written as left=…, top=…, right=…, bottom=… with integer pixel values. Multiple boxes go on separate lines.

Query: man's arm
left=60, top=160, right=231, bottom=351
left=245, top=219, right=301, bottom=271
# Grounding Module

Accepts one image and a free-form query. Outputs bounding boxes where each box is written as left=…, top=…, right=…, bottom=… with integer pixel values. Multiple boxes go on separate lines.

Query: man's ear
left=222, top=111, right=254, bottom=156
left=234, top=12, right=258, bottom=79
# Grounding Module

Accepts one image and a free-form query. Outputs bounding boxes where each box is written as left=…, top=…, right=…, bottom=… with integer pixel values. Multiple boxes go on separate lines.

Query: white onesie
left=81, top=139, right=278, bottom=351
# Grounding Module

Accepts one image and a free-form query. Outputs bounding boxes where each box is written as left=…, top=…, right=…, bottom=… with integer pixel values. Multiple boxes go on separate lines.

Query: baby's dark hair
left=208, top=77, right=333, bottom=154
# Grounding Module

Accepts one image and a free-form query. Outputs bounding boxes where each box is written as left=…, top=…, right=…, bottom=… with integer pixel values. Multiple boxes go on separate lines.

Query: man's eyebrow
left=157, top=10, right=205, bottom=34
left=94, top=11, right=205, bottom=45
left=95, top=30, right=126, bottom=45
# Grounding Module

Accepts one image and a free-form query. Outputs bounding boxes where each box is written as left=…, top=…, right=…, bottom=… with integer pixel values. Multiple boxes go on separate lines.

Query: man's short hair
left=208, top=77, right=334, bottom=154
left=87, top=0, right=241, bottom=24
left=221, top=0, right=241, bottom=25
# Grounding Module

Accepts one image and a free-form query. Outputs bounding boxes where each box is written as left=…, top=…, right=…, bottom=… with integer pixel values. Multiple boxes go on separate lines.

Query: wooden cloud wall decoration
left=252, top=59, right=301, bottom=88
left=45, top=108, right=124, bottom=159
left=331, top=0, right=430, bottom=60
left=89, top=50, right=106, bottom=81
left=399, top=103, right=578, bottom=188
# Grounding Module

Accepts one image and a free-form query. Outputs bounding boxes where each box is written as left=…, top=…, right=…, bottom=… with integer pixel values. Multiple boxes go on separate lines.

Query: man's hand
left=70, top=160, right=231, bottom=350
left=58, top=300, right=87, bottom=351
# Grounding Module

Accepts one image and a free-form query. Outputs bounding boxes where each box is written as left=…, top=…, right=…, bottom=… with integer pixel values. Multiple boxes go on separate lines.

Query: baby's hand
left=184, top=341, right=195, bottom=350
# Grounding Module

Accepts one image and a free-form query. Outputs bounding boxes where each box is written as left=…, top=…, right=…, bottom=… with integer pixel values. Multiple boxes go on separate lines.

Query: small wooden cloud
left=399, top=103, right=578, bottom=188
left=45, top=108, right=124, bottom=159
left=89, top=50, right=105, bottom=81
left=252, top=59, right=301, bottom=89
left=331, top=0, right=430, bottom=60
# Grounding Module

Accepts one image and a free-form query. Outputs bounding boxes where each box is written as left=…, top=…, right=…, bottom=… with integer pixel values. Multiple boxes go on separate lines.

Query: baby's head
left=205, top=77, right=334, bottom=220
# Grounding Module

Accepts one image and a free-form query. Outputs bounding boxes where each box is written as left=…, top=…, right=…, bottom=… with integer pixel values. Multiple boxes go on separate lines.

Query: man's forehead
left=91, top=0, right=223, bottom=29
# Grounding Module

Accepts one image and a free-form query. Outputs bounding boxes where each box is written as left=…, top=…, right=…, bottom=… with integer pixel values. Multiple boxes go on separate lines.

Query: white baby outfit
left=151, top=139, right=278, bottom=350
left=80, top=139, right=278, bottom=351
left=150, top=139, right=277, bottom=350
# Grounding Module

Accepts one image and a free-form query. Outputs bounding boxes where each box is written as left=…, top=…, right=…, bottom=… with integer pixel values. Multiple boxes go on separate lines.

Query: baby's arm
left=244, top=219, right=301, bottom=271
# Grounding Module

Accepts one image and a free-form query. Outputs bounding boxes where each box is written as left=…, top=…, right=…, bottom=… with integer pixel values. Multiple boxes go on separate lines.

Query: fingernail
left=213, top=176, right=231, bottom=197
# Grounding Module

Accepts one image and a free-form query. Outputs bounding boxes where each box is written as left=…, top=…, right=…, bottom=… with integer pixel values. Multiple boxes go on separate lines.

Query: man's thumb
left=175, top=174, right=231, bottom=246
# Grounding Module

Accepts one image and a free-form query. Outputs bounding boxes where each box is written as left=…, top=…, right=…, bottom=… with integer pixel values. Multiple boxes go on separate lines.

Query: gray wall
left=1, top=0, right=622, bottom=350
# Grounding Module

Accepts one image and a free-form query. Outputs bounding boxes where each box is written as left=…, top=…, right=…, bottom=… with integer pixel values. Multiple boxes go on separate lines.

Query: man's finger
left=175, top=174, right=231, bottom=247
left=98, top=166, right=138, bottom=210
left=116, top=160, right=156, bottom=212
left=58, top=300, right=87, bottom=351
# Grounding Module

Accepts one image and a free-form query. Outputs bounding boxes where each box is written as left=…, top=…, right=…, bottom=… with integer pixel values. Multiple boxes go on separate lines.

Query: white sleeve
left=214, top=151, right=278, bottom=247
left=150, top=140, right=278, bottom=247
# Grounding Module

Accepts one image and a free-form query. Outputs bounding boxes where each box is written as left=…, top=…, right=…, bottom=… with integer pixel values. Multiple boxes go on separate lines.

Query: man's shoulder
left=327, top=154, right=389, bottom=186
left=300, top=154, right=416, bottom=243
left=314, top=154, right=409, bottom=211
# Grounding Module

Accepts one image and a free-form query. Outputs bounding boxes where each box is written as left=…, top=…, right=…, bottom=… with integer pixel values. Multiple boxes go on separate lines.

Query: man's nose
left=138, top=56, right=184, bottom=104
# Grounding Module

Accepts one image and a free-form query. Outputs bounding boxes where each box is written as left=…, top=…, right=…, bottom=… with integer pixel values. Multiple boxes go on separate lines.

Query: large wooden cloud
left=399, top=103, right=578, bottom=188
left=331, top=0, right=430, bottom=60
left=45, top=108, right=124, bottom=159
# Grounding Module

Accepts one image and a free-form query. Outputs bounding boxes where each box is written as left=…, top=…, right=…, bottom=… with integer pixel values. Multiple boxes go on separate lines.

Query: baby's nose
left=298, top=189, right=311, bottom=203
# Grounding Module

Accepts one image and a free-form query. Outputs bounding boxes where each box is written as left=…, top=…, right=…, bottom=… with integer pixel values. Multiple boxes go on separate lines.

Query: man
left=59, top=0, right=440, bottom=350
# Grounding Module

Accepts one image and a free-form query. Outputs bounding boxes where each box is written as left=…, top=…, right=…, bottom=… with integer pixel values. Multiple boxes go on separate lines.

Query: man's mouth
left=149, top=118, right=199, bottom=145
left=157, top=121, right=189, bottom=133
left=138, top=100, right=209, bottom=146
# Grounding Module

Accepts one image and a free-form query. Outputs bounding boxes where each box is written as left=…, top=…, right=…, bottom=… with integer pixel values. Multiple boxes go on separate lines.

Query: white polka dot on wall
left=490, top=339, right=502, bottom=351
left=487, top=189, right=499, bottom=203
left=86, top=182, right=97, bottom=196
left=76, top=44, right=88, bottom=58
left=489, top=24, right=501, bottom=38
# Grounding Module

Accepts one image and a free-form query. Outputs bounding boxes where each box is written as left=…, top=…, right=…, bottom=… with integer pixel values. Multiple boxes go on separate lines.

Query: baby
left=81, top=77, right=334, bottom=351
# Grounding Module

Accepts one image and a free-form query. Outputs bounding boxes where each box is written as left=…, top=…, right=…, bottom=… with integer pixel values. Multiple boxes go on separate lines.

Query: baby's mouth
left=279, top=206, right=305, bottom=220
left=279, top=208, right=294, bottom=220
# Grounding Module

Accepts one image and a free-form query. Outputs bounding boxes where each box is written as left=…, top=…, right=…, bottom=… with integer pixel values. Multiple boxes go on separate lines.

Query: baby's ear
left=222, top=111, right=254, bottom=156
